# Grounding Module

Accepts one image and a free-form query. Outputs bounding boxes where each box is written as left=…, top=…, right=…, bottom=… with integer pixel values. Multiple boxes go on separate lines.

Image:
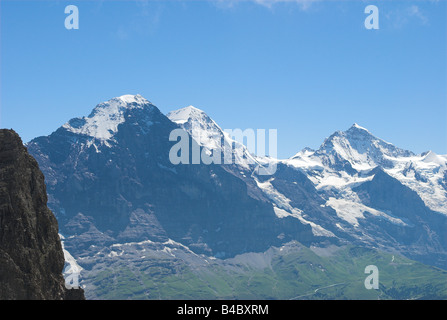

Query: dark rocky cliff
left=0, top=129, right=84, bottom=300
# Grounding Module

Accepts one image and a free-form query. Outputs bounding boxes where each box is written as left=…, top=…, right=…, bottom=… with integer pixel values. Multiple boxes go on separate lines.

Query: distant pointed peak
left=422, top=150, right=446, bottom=166
left=316, top=122, right=416, bottom=169
left=290, top=147, right=315, bottom=160
left=184, top=105, right=202, bottom=111
left=167, top=105, right=208, bottom=124
left=179, top=105, right=206, bottom=114
left=348, top=123, right=370, bottom=132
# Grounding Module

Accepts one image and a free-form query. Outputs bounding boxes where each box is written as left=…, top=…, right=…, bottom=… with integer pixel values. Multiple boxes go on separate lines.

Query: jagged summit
left=288, top=123, right=417, bottom=173
left=316, top=123, right=414, bottom=170
left=332, top=123, right=375, bottom=140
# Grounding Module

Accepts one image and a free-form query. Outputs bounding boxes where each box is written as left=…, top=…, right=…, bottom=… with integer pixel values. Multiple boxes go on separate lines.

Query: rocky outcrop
left=0, top=129, right=84, bottom=300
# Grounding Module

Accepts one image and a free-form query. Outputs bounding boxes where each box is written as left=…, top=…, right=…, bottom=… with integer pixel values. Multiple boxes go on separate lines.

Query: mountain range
left=25, top=94, right=447, bottom=299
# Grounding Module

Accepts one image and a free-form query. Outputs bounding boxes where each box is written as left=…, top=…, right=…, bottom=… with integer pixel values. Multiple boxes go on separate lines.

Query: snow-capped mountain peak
left=316, top=124, right=414, bottom=170
left=167, top=105, right=259, bottom=169
left=422, top=151, right=447, bottom=167
left=286, top=124, right=446, bottom=216
left=349, top=123, right=370, bottom=132
left=88, top=94, right=152, bottom=117
left=62, top=94, right=154, bottom=141
left=166, top=105, right=207, bottom=125
left=167, top=105, right=223, bottom=146
left=115, top=94, right=150, bottom=105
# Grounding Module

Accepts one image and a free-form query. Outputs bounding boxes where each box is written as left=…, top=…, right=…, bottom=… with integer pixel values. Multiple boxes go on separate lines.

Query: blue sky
left=1, top=0, right=446, bottom=158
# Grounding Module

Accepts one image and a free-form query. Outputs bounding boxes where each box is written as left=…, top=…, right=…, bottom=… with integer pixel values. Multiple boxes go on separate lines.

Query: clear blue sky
left=1, top=0, right=446, bottom=158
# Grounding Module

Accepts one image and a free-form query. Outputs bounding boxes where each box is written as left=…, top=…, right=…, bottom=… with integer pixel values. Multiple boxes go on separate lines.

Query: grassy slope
left=87, top=245, right=447, bottom=300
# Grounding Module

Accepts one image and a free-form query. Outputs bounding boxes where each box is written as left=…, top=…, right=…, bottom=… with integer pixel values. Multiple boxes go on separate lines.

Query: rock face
left=0, top=129, right=84, bottom=300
